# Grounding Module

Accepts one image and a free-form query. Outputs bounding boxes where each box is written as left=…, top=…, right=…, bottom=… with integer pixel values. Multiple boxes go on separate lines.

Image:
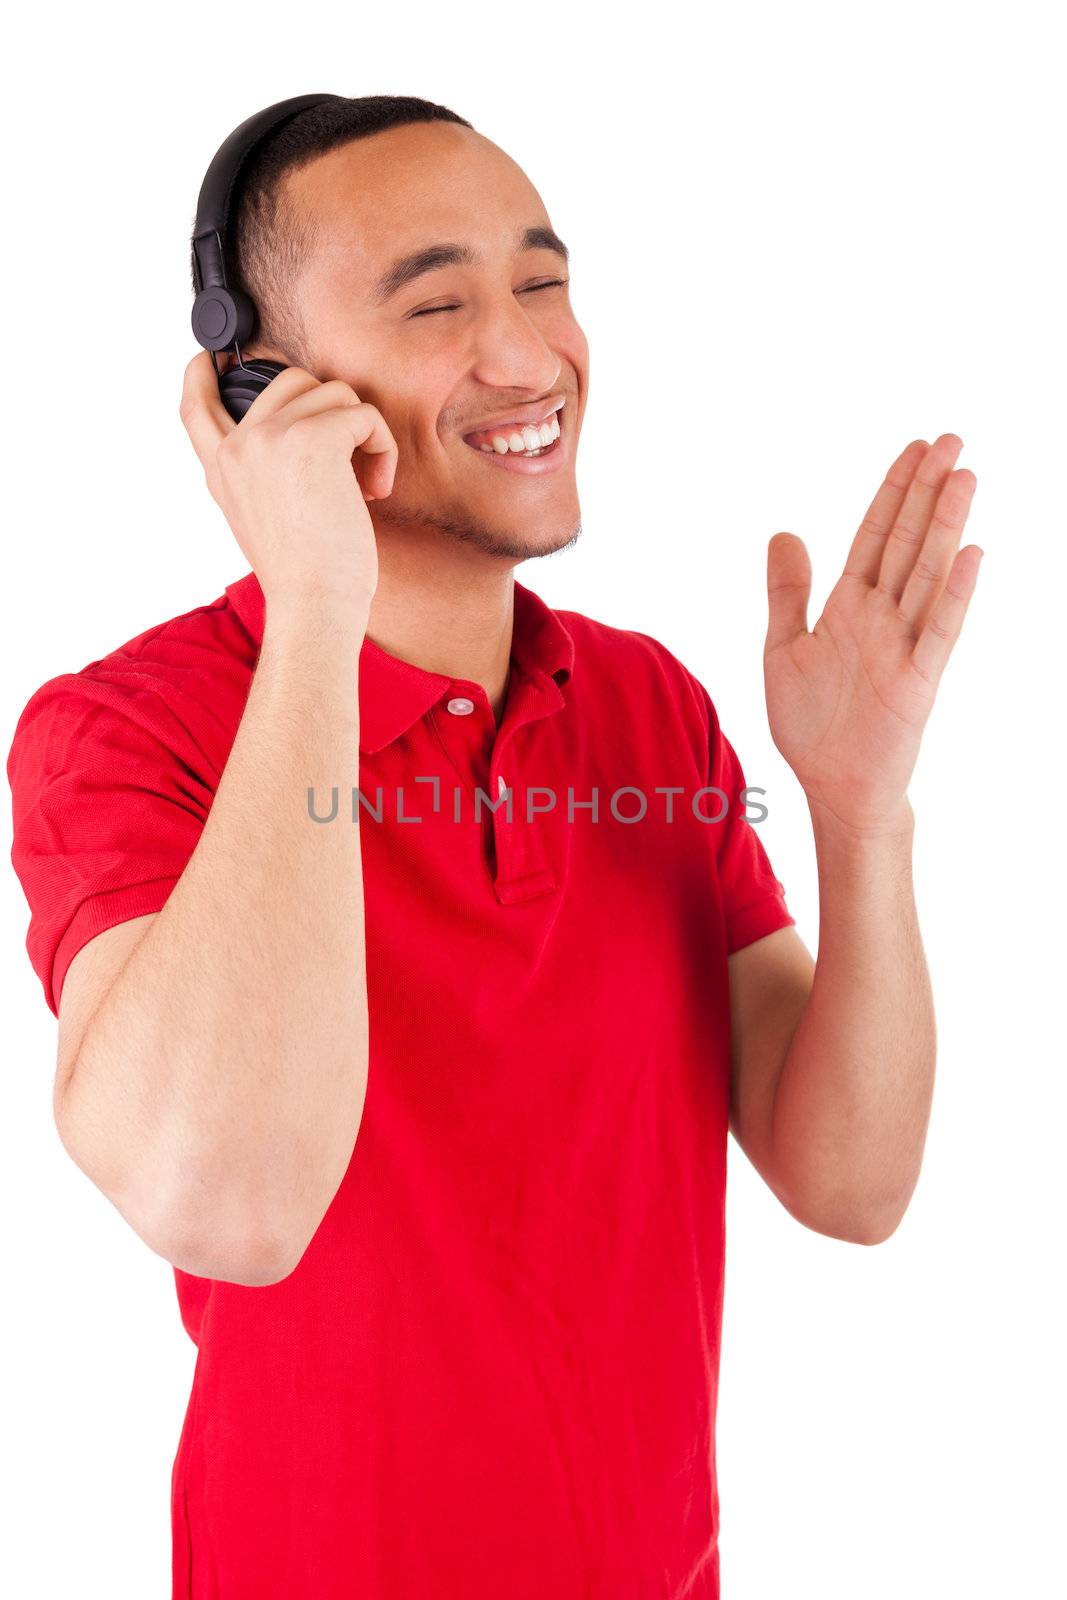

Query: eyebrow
left=372, top=225, right=570, bottom=305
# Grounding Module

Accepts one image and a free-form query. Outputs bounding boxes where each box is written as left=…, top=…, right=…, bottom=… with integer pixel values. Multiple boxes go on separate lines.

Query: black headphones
left=190, top=94, right=339, bottom=421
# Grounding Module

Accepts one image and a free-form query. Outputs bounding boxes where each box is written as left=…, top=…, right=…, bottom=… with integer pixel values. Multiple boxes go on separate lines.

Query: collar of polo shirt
left=224, top=572, right=575, bottom=756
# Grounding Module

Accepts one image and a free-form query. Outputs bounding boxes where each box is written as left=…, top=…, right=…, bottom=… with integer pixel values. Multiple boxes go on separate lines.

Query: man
left=6, top=94, right=981, bottom=1598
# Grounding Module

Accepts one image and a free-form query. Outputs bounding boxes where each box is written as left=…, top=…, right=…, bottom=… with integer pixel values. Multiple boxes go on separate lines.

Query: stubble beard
left=370, top=494, right=583, bottom=562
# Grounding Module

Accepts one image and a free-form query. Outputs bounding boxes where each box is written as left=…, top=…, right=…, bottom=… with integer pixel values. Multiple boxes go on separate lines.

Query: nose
left=467, top=294, right=562, bottom=396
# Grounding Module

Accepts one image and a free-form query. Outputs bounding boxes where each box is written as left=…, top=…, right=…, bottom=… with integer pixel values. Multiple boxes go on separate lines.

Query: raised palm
left=764, top=434, right=982, bottom=834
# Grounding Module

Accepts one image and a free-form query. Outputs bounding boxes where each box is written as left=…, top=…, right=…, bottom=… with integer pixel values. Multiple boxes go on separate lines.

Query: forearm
left=58, top=589, right=371, bottom=1281
left=769, top=798, right=934, bottom=1243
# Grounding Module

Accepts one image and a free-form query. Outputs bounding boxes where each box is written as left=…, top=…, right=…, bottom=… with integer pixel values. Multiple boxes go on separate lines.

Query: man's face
left=261, top=121, right=589, bottom=564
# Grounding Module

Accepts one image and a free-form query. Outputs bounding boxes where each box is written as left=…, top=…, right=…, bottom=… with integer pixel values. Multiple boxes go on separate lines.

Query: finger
left=267, top=377, right=369, bottom=425
left=842, top=439, right=928, bottom=586
left=179, top=351, right=232, bottom=470
left=909, top=544, right=983, bottom=689
left=876, top=433, right=964, bottom=603
left=897, top=468, right=978, bottom=633
left=179, top=354, right=322, bottom=459
left=275, top=384, right=399, bottom=496
left=285, top=403, right=399, bottom=497
left=765, top=532, right=811, bottom=653
left=240, top=363, right=326, bottom=424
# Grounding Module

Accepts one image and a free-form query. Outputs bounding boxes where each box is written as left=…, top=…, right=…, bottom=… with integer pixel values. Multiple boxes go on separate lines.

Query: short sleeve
left=7, top=674, right=215, bottom=1018
left=702, top=692, right=796, bottom=956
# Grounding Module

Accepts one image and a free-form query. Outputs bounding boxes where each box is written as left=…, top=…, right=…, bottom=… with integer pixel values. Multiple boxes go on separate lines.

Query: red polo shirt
left=7, top=573, right=795, bottom=1599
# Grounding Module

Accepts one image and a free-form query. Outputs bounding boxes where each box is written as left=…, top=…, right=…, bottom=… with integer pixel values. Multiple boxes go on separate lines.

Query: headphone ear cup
left=218, top=360, right=288, bottom=423
left=191, top=285, right=255, bottom=353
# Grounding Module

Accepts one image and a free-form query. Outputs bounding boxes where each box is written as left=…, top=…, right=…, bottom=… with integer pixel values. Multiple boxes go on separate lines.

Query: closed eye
left=409, top=280, right=569, bottom=318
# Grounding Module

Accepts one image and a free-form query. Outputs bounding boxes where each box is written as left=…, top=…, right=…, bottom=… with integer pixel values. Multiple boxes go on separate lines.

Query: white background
left=2, top=2, right=1063, bottom=1594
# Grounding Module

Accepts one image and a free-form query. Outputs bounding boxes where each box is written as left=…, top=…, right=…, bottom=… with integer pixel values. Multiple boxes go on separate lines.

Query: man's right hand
left=179, top=352, right=397, bottom=613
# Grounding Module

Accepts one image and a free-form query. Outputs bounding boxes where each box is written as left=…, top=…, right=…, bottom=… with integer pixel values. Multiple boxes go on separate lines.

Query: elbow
left=767, top=1147, right=918, bottom=1247
left=182, top=1232, right=305, bottom=1287
left=794, top=1197, right=909, bottom=1246
left=133, top=1149, right=342, bottom=1284
left=144, top=1205, right=310, bottom=1287
left=776, top=1172, right=912, bottom=1246
left=826, top=1214, right=902, bottom=1247
left=53, top=1084, right=358, bottom=1288
left=60, top=1138, right=313, bottom=1287
left=135, top=1152, right=328, bottom=1284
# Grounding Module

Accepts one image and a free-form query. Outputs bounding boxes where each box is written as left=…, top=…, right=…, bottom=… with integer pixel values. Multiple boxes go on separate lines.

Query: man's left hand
left=764, top=433, right=982, bottom=836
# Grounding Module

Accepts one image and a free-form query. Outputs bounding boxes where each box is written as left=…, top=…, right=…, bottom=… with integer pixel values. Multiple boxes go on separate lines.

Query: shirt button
left=446, top=696, right=475, bottom=716
left=498, top=774, right=507, bottom=797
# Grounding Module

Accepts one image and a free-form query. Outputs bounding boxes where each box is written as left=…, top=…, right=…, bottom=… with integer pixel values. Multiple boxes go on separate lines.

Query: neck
left=366, top=545, right=517, bottom=724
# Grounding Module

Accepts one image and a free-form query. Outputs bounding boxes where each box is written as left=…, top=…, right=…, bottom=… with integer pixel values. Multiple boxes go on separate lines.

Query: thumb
left=766, top=532, right=811, bottom=654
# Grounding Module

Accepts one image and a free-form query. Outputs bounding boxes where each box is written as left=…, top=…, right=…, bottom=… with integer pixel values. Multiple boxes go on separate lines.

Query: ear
left=239, top=339, right=293, bottom=369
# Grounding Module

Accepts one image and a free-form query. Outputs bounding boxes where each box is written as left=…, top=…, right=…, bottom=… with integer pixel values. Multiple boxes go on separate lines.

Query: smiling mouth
left=472, top=431, right=562, bottom=461
left=461, top=402, right=565, bottom=459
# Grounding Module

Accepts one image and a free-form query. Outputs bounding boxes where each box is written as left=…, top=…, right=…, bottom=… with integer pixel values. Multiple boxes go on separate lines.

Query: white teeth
left=476, top=411, right=561, bottom=456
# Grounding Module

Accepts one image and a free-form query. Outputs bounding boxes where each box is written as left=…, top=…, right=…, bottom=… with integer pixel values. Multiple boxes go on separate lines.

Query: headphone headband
left=191, top=93, right=339, bottom=352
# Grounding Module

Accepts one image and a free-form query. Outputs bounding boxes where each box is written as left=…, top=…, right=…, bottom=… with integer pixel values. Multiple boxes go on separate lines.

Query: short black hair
left=190, top=94, right=475, bottom=364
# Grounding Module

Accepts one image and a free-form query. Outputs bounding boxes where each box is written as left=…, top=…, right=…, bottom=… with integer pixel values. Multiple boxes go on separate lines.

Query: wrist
left=805, top=792, right=916, bottom=848
left=264, top=581, right=373, bottom=643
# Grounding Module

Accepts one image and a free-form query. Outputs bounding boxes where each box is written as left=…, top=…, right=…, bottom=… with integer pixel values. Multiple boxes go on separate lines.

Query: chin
left=481, top=517, right=583, bottom=564
left=451, top=525, right=582, bottom=565
left=374, top=493, right=582, bottom=563
left=508, top=524, right=585, bottom=563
